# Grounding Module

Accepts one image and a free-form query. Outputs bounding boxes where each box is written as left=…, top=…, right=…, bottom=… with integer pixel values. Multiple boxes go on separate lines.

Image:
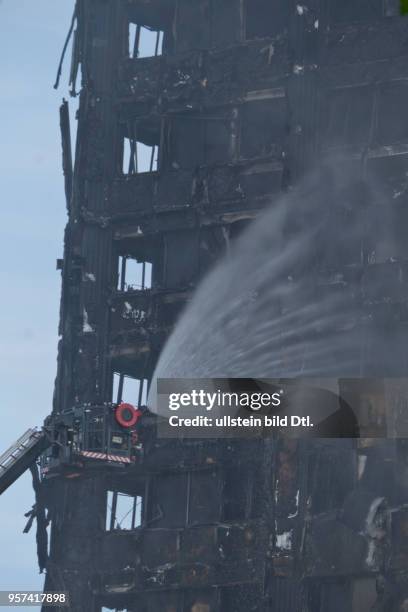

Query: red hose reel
left=115, top=403, right=142, bottom=428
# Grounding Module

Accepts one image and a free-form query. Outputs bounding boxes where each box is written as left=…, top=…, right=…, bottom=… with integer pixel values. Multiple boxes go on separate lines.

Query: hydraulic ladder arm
left=0, top=429, right=51, bottom=495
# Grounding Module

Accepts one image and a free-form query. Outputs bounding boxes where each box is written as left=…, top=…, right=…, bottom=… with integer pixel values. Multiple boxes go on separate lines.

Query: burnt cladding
left=42, top=1, right=408, bottom=611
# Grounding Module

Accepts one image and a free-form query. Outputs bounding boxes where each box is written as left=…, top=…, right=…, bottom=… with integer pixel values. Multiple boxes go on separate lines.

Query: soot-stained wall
left=44, top=1, right=408, bottom=611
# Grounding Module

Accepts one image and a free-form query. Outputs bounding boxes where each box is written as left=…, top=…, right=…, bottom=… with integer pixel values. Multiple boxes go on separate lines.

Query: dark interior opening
left=376, top=81, right=408, bottom=145
left=245, top=0, right=288, bottom=40
left=241, top=99, right=287, bottom=159
left=330, top=0, right=384, bottom=23
left=168, top=113, right=231, bottom=170
left=324, top=86, right=374, bottom=148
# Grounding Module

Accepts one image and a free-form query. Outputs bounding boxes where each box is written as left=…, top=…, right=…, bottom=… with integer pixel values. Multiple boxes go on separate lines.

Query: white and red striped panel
left=78, top=450, right=133, bottom=464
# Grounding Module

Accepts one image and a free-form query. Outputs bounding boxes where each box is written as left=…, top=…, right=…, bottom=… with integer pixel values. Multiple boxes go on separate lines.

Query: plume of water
left=150, top=160, right=400, bottom=405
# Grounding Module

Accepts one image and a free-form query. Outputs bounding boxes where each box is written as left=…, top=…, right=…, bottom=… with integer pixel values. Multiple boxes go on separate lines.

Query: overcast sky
left=0, top=0, right=75, bottom=601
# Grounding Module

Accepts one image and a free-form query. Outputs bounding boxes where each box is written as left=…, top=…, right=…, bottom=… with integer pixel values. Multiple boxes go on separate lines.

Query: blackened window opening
left=129, top=23, right=164, bottom=58
left=106, top=491, right=143, bottom=531
left=123, top=137, right=159, bottom=174
left=118, top=256, right=152, bottom=291
left=112, top=373, right=149, bottom=406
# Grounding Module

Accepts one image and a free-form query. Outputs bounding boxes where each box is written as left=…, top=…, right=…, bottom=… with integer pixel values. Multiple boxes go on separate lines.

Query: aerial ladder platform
left=0, top=429, right=50, bottom=495
left=0, top=401, right=146, bottom=498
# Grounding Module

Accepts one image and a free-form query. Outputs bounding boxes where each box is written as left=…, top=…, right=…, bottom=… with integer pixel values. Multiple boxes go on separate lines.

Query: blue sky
left=0, top=0, right=75, bottom=598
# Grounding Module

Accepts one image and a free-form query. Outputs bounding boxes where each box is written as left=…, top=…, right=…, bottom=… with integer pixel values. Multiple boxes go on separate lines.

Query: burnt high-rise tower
left=4, top=1, right=408, bottom=611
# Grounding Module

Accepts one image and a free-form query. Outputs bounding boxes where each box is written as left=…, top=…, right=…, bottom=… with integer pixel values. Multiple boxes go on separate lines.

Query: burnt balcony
left=109, top=288, right=190, bottom=378
left=117, top=37, right=289, bottom=110
left=110, top=157, right=284, bottom=219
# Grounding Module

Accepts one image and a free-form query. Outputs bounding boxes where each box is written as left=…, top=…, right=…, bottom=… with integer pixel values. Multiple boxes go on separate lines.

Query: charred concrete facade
left=42, top=1, right=408, bottom=611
